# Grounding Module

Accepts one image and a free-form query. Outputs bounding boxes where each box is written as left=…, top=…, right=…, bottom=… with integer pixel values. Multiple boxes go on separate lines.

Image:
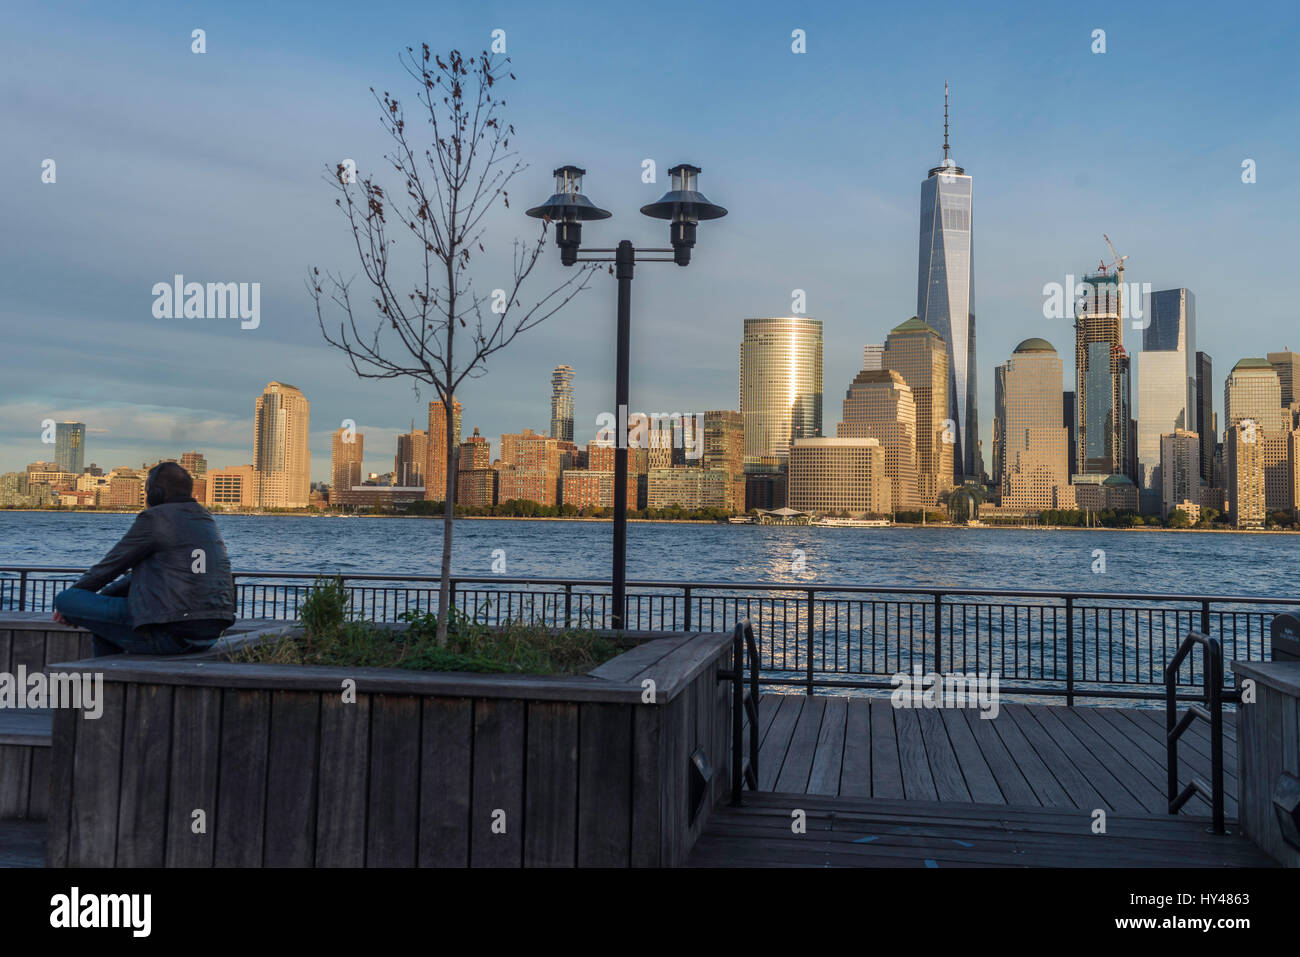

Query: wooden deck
left=751, top=693, right=1237, bottom=817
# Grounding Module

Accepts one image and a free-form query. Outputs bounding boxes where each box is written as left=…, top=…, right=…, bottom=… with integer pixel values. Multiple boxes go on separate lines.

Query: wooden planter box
left=44, top=628, right=735, bottom=867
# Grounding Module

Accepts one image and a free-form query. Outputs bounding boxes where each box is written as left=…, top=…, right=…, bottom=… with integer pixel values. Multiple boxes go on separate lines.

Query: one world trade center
left=917, top=83, right=978, bottom=483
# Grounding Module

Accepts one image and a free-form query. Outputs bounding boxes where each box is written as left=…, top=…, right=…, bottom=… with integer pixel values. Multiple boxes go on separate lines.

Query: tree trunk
left=436, top=392, right=456, bottom=647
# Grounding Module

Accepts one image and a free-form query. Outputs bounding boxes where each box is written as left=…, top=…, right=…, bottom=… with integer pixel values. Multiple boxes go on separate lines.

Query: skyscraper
left=424, top=397, right=464, bottom=502
left=994, top=338, right=1074, bottom=511
left=862, top=344, right=884, bottom=372
left=1224, top=359, right=1286, bottom=523
left=1195, top=352, right=1215, bottom=484
left=253, top=382, right=310, bottom=508
left=1137, top=289, right=1196, bottom=490
left=916, top=83, right=977, bottom=482
left=180, top=451, right=207, bottom=478
left=395, top=429, right=427, bottom=488
left=1075, top=272, right=1131, bottom=477
left=331, top=427, right=364, bottom=506
left=882, top=316, right=952, bottom=504
left=838, top=369, right=918, bottom=509
left=1159, top=430, right=1201, bottom=518
left=702, top=410, right=745, bottom=512
left=788, top=438, right=890, bottom=516
left=550, top=365, right=575, bottom=443
left=54, top=422, right=85, bottom=475
left=1267, top=350, right=1300, bottom=407
left=739, top=317, right=823, bottom=462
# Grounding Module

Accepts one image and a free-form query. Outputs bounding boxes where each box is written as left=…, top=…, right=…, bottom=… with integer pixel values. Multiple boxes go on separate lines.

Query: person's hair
left=147, top=462, right=194, bottom=503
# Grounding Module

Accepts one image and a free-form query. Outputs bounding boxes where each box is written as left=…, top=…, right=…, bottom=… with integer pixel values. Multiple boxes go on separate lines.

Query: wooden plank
left=470, top=698, right=526, bottom=867
left=316, top=692, right=370, bottom=867
left=366, top=694, right=421, bottom=867
left=523, top=701, right=579, bottom=867
left=263, top=690, right=321, bottom=867
left=68, top=682, right=124, bottom=866
left=893, top=707, right=938, bottom=800
left=587, top=634, right=692, bottom=683
left=0, top=629, right=12, bottom=676
left=838, top=698, right=872, bottom=797
left=1076, top=706, right=1205, bottom=814
left=214, top=689, right=270, bottom=867
left=631, top=632, right=732, bottom=700
left=757, top=695, right=803, bottom=791
left=0, top=747, right=32, bottom=818
left=9, top=631, right=44, bottom=677
left=43, top=631, right=86, bottom=668
left=999, top=704, right=1101, bottom=809
left=629, top=704, right=662, bottom=867
left=1041, top=706, right=1163, bottom=813
left=868, top=699, right=905, bottom=799
left=417, top=697, right=472, bottom=867
left=938, top=708, right=1004, bottom=804
left=27, top=747, right=50, bottom=819
left=577, top=703, right=632, bottom=866
left=774, top=696, right=825, bottom=793
left=164, top=686, right=221, bottom=867
left=986, top=704, right=1069, bottom=807
left=115, top=683, right=173, bottom=867
left=806, top=697, right=848, bottom=796
left=957, top=707, right=1037, bottom=806
left=45, top=703, right=75, bottom=865
left=915, top=707, right=969, bottom=802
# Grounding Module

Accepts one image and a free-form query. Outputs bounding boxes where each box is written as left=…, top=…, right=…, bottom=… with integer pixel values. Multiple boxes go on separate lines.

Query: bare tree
left=310, top=45, right=595, bottom=645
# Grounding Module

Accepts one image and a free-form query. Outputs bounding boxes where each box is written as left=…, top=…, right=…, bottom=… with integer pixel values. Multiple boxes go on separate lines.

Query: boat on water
left=813, top=517, right=892, bottom=528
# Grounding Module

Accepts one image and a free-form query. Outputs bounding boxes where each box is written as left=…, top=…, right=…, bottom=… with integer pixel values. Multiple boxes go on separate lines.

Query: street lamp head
left=639, top=164, right=727, bottom=265
left=526, top=165, right=611, bottom=266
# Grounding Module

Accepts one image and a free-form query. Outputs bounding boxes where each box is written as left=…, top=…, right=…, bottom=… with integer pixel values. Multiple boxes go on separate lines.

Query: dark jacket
left=71, top=500, right=236, bottom=631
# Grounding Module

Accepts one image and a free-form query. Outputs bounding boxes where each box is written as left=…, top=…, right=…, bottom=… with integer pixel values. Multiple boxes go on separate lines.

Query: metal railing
left=1165, top=630, right=1234, bottom=834
left=717, top=619, right=760, bottom=805
left=3, top=566, right=1294, bottom=703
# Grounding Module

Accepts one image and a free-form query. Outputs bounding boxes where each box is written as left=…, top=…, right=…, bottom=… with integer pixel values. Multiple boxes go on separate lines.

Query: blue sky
left=3, top=0, right=1298, bottom=480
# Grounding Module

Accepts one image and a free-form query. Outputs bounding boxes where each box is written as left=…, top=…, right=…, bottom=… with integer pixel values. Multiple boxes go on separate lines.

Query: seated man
left=52, top=462, right=236, bottom=656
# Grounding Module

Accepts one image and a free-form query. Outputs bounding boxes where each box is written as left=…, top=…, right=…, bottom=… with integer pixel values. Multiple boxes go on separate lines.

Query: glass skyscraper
left=740, top=317, right=823, bottom=463
left=1136, top=288, right=1196, bottom=490
left=54, top=421, right=85, bottom=474
left=916, top=87, right=977, bottom=482
left=550, top=364, right=574, bottom=443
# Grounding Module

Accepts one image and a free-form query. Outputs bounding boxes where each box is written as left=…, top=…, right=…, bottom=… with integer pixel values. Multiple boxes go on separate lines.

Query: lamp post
left=528, top=164, right=726, bottom=630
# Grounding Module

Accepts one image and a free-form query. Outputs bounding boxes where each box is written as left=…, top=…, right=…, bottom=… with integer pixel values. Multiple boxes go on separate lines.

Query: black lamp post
left=528, top=163, right=726, bottom=630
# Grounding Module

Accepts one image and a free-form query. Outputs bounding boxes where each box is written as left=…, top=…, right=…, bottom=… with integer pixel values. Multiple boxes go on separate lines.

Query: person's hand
left=52, top=610, right=67, bottom=625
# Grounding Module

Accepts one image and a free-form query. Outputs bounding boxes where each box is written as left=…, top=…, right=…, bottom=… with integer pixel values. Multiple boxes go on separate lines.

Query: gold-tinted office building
left=253, top=381, right=310, bottom=508
left=788, top=437, right=889, bottom=515
left=883, top=317, right=952, bottom=504
left=740, top=317, right=823, bottom=463
left=994, top=338, right=1074, bottom=511
left=424, top=397, right=464, bottom=502
left=837, top=369, right=918, bottom=509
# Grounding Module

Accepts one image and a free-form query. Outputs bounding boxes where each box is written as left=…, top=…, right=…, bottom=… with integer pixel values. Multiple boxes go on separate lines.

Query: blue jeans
left=53, top=588, right=194, bottom=658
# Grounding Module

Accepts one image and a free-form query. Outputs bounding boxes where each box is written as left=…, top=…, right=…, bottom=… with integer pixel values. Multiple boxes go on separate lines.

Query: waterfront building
left=180, top=451, right=207, bottom=478
left=497, top=429, right=563, bottom=505
left=702, top=410, right=745, bottom=511
left=1137, top=289, right=1196, bottom=490
left=1196, top=352, right=1215, bottom=483
left=54, top=422, right=85, bottom=475
left=1062, top=390, right=1077, bottom=477
left=1071, top=472, right=1138, bottom=512
left=838, top=369, right=919, bottom=509
left=395, top=430, right=427, bottom=488
left=646, top=467, right=729, bottom=510
left=330, top=427, right=365, bottom=506
left=1158, top=430, right=1201, bottom=519
left=253, top=381, right=310, bottom=509
left=883, top=316, right=953, bottom=504
left=994, top=338, right=1075, bottom=512
left=1224, top=358, right=1289, bottom=516
left=1227, top=420, right=1264, bottom=527
left=424, top=397, right=464, bottom=502
left=550, top=365, right=575, bottom=443
left=1074, top=272, right=1131, bottom=479
left=561, top=469, right=637, bottom=510
left=744, top=458, right=787, bottom=511
left=205, top=465, right=257, bottom=508
left=740, top=316, right=823, bottom=463
left=787, top=437, right=890, bottom=515
left=916, top=84, right=977, bottom=482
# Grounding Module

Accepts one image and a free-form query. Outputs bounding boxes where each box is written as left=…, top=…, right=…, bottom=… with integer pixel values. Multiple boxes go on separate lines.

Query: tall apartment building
left=740, top=317, right=823, bottom=463
left=330, top=427, right=365, bottom=506
left=1195, top=352, right=1215, bottom=484
left=1137, top=289, right=1196, bottom=490
left=562, top=469, right=637, bottom=510
left=837, top=369, right=919, bottom=509
left=788, top=437, right=889, bottom=515
left=1227, top=421, right=1264, bottom=527
left=994, top=338, right=1074, bottom=512
left=54, top=422, right=85, bottom=475
left=395, top=429, right=427, bottom=488
left=456, top=427, right=495, bottom=507
left=424, top=397, right=463, bottom=502
left=550, top=365, right=575, bottom=443
left=253, top=381, right=310, bottom=508
left=180, top=451, right=207, bottom=478
left=497, top=428, right=562, bottom=505
left=882, top=316, right=953, bottom=505
left=702, top=410, right=745, bottom=511
left=1158, top=430, right=1201, bottom=519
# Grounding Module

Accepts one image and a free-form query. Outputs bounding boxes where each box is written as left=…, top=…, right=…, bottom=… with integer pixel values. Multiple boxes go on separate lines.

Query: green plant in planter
left=298, top=575, right=350, bottom=650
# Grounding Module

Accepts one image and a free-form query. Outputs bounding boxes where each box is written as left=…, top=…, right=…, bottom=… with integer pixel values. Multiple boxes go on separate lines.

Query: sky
left=3, top=0, right=1298, bottom=481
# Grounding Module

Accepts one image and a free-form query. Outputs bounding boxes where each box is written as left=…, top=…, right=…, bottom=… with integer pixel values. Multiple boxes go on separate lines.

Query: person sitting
left=52, top=462, right=236, bottom=656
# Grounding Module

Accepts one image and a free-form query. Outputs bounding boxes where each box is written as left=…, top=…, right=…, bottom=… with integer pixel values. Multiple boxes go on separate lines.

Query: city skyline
left=4, top=2, right=1299, bottom=483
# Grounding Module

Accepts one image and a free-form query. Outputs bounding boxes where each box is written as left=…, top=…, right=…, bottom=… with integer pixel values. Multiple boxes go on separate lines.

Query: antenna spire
left=943, top=81, right=950, bottom=161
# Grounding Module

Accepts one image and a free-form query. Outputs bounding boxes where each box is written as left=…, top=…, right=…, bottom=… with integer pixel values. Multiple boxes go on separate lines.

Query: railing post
left=1200, top=599, right=1211, bottom=642
left=1166, top=650, right=1178, bottom=812
left=1065, top=596, right=1075, bottom=707
left=806, top=589, right=815, bottom=696
left=18, top=570, right=27, bottom=612
left=932, top=592, right=943, bottom=674
left=683, top=586, right=692, bottom=632
left=731, top=624, right=743, bottom=805
left=448, top=578, right=457, bottom=620
left=1208, top=637, right=1225, bottom=835
left=564, top=583, right=572, bottom=629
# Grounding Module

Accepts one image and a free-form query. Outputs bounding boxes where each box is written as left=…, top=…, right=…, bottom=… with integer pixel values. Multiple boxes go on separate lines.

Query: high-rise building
left=395, top=429, right=427, bottom=489
left=54, top=422, right=85, bottom=475
left=1075, top=272, right=1130, bottom=477
left=1159, top=430, right=1201, bottom=518
left=740, top=317, right=823, bottom=463
left=916, top=84, right=977, bottom=483
left=550, top=365, right=575, bottom=443
left=456, top=429, right=496, bottom=507
left=497, top=429, right=562, bottom=505
left=788, top=437, right=889, bottom=515
left=646, top=467, right=729, bottom=510
left=702, top=410, right=745, bottom=511
left=837, top=369, right=918, bottom=509
left=994, top=338, right=1075, bottom=512
left=1224, top=358, right=1285, bottom=433
left=180, top=451, right=207, bottom=478
left=1062, top=391, right=1077, bottom=477
left=1195, top=352, right=1215, bottom=484
left=330, top=428, right=365, bottom=506
left=1137, top=289, right=1196, bottom=490
left=883, top=316, right=953, bottom=505
left=1268, top=350, right=1300, bottom=406
left=205, top=465, right=258, bottom=508
left=1224, top=359, right=1286, bottom=525
left=424, top=397, right=464, bottom=502
left=862, top=344, right=884, bottom=372
left=1227, top=421, right=1264, bottom=527
left=253, top=381, right=310, bottom=508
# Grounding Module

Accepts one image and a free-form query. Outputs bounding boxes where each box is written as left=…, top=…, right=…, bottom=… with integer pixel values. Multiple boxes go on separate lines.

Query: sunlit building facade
left=788, top=437, right=889, bottom=515
left=838, top=369, right=919, bottom=509
left=253, top=381, right=310, bottom=508
left=883, top=316, right=952, bottom=504
left=994, top=338, right=1074, bottom=512
left=740, top=317, right=823, bottom=463
left=1137, top=289, right=1196, bottom=490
